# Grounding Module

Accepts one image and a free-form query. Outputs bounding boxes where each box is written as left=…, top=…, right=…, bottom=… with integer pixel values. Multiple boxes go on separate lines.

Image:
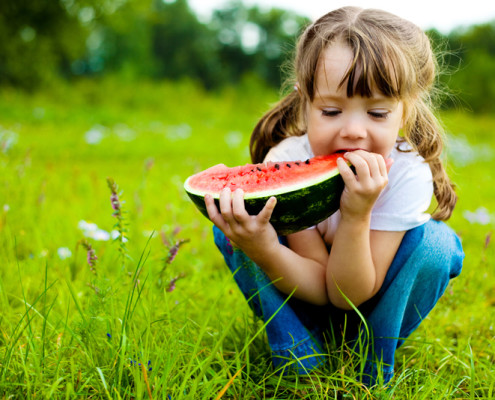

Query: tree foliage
left=1, top=0, right=495, bottom=113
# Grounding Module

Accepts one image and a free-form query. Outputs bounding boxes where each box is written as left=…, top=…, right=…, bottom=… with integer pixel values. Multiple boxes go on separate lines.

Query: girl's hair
left=250, top=6, right=456, bottom=220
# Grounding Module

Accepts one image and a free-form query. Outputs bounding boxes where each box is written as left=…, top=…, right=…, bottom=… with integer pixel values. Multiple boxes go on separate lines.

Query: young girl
left=204, top=6, right=464, bottom=386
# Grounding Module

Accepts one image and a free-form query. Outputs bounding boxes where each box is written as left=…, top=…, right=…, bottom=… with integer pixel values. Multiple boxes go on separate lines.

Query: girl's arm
left=288, top=151, right=405, bottom=309
left=205, top=188, right=331, bottom=305
left=324, top=151, right=403, bottom=309
left=326, top=221, right=405, bottom=309
left=205, top=151, right=403, bottom=308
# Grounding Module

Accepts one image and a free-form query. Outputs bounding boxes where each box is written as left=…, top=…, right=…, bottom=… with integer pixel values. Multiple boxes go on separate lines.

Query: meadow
left=0, top=77, right=494, bottom=399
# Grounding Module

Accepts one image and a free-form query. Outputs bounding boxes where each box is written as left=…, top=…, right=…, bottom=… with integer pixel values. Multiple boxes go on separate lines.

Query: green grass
left=0, top=76, right=494, bottom=399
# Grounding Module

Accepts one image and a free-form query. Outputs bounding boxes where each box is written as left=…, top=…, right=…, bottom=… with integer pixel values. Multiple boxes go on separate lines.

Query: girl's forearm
left=243, top=242, right=329, bottom=305
left=326, top=216, right=377, bottom=309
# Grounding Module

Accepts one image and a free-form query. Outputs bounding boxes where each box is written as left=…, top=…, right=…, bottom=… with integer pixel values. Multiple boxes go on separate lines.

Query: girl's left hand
left=336, top=150, right=392, bottom=221
left=205, top=188, right=279, bottom=255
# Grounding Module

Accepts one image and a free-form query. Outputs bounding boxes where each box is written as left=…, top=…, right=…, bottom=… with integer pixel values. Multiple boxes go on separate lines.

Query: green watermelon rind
left=184, top=170, right=344, bottom=235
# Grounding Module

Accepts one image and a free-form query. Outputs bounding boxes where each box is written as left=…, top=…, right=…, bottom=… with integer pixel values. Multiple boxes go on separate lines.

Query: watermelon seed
left=274, top=164, right=280, bottom=170
left=305, top=159, right=310, bottom=164
left=257, top=167, right=262, bottom=171
left=286, top=163, right=291, bottom=168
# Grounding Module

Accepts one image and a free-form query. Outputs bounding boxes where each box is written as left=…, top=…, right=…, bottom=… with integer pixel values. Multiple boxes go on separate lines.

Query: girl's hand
left=336, top=150, right=392, bottom=221
left=204, top=188, right=279, bottom=255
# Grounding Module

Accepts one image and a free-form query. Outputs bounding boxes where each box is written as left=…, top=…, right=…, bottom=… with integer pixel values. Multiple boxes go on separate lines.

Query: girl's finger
left=385, top=157, right=394, bottom=172
left=219, top=187, right=234, bottom=221
left=362, top=152, right=382, bottom=178
left=376, top=155, right=388, bottom=176
left=337, top=157, right=357, bottom=186
left=204, top=194, right=219, bottom=220
left=343, top=151, right=370, bottom=179
left=205, top=194, right=229, bottom=233
left=232, top=189, right=249, bottom=221
left=257, top=196, right=277, bottom=224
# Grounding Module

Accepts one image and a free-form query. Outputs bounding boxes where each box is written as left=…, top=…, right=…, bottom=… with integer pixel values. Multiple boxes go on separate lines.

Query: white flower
left=84, top=125, right=108, bottom=145
left=0, top=128, right=18, bottom=153
left=224, top=131, right=243, bottom=148
left=91, top=229, right=111, bottom=241
left=57, top=247, right=72, bottom=260
left=166, top=123, right=191, bottom=141
left=78, top=220, right=98, bottom=232
left=111, top=230, right=128, bottom=242
left=113, top=123, right=136, bottom=142
left=463, top=207, right=491, bottom=225
left=78, top=220, right=111, bottom=241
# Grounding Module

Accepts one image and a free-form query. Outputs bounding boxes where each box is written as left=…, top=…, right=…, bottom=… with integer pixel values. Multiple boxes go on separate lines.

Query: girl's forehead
left=316, top=42, right=354, bottom=85
left=316, top=43, right=354, bottom=92
left=312, top=40, right=401, bottom=100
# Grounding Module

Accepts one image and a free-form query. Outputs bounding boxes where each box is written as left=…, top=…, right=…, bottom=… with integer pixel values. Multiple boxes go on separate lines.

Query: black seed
left=295, top=162, right=300, bottom=166
left=257, top=167, right=262, bottom=171
left=305, top=159, right=310, bottom=164
left=274, top=164, right=280, bottom=170
left=286, top=163, right=291, bottom=168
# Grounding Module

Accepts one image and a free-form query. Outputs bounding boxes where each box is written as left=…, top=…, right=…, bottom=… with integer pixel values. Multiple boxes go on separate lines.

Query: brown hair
left=249, top=6, right=456, bottom=220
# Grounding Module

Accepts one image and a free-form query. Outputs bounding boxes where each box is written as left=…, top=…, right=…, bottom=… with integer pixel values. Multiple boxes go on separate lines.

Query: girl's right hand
left=336, top=150, right=392, bottom=221
left=204, top=188, right=279, bottom=255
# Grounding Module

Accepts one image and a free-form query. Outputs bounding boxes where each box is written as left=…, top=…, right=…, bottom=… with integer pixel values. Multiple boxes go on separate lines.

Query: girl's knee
left=419, top=220, right=464, bottom=279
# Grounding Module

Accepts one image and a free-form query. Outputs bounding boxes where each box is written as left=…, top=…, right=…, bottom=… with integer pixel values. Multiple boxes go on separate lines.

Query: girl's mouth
left=335, top=148, right=364, bottom=154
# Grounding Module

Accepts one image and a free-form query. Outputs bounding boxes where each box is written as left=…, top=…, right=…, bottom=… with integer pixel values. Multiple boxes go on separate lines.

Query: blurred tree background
left=1, top=0, right=495, bottom=113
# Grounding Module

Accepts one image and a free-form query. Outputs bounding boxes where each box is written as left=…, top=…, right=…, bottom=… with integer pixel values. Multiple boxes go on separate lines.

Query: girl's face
left=306, top=41, right=404, bottom=158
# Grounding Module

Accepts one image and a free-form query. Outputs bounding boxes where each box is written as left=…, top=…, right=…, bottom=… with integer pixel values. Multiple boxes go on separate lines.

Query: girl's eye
left=369, top=110, right=389, bottom=119
left=321, top=109, right=341, bottom=117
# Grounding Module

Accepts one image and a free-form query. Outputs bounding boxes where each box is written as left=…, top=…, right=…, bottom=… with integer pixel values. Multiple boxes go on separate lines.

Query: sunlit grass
left=0, top=77, right=494, bottom=398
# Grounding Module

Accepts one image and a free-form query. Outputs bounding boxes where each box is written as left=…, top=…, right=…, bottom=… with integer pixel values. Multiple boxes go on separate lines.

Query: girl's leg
left=356, top=219, right=464, bottom=386
left=212, top=220, right=463, bottom=385
left=213, top=226, right=329, bottom=373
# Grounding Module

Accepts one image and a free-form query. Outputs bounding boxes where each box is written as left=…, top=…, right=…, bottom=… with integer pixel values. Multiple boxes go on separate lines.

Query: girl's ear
left=294, top=82, right=300, bottom=94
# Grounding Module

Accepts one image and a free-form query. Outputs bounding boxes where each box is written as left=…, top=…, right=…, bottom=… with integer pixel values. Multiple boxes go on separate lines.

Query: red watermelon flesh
left=185, top=154, right=341, bottom=197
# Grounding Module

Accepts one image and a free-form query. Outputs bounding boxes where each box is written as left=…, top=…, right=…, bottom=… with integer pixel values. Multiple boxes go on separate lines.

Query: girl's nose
left=340, top=116, right=367, bottom=140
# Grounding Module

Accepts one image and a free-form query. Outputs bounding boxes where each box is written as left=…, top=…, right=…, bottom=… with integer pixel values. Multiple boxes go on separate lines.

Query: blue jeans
left=213, top=220, right=464, bottom=386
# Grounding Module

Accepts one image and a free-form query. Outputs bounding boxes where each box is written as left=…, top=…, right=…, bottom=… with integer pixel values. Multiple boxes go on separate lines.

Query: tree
left=0, top=0, right=88, bottom=88
left=151, top=0, right=221, bottom=88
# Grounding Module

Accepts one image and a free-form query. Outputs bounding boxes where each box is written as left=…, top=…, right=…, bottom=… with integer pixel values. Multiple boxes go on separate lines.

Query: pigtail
left=249, top=90, right=304, bottom=163
left=404, top=99, right=457, bottom=221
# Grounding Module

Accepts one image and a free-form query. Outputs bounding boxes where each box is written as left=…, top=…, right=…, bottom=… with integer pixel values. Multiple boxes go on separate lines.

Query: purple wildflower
left=485, top=232, right=492, bottom=250
left=167, top=243, right=179, bottom=264
left=166, top=238, right=190, bottom=264
left=79, top=239, right=98, bottom=275
left=166, top=273, right=185, bottom=292
left=107, top=177, right=123, bottom=218
left=87, top=248, right=98, bottom=268
left=110, top=193, right=120, bottom=213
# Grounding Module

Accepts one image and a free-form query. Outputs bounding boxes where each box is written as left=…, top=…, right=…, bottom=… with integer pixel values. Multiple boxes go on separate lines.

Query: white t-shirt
left=264, top=134, right=433, bottom=244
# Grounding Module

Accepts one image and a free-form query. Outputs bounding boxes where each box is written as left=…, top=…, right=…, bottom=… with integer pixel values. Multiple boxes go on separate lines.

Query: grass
left=0, top=76, right=494, bottom=399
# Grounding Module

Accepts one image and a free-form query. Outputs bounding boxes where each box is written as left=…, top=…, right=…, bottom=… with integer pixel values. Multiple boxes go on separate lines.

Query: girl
left=204, top=6, right=464, bottom=386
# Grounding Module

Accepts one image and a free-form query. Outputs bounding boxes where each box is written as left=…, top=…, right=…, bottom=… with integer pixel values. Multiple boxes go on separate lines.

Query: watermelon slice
left=184, top=154, right=345, bottom=235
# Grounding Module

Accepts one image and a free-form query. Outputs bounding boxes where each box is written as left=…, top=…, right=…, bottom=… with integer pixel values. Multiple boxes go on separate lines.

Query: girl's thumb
left=385, top=158, right=394, bottom=172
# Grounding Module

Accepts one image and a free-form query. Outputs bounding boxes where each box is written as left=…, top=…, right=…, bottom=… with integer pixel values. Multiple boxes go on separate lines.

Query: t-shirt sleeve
left=370, top=152, right=433, bottom=231
left=263, top=135, right=313, bottom=162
